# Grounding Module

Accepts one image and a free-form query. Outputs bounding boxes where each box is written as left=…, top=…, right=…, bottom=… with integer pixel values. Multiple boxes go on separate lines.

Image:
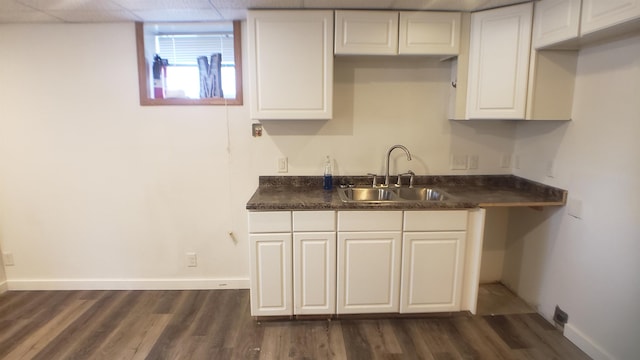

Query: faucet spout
left=384, top=145, right=412, bottom=187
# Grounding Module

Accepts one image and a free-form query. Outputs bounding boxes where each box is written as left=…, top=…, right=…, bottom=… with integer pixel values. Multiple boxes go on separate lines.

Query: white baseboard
left=7, top=278, right=250, bottom=291
left=0, top=281, right=7, bottom=294
left=564, top=323, right=613, bottom=360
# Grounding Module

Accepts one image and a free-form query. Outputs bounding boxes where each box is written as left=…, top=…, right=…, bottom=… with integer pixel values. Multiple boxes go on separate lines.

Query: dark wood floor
left=0, top=288, right=590, bottom=359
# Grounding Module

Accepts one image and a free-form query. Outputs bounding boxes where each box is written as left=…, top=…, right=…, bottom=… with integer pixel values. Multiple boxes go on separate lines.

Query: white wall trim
left=565, top=323, right=614, bottom=360
left=7, top=278, right=249, bottom=291
left=0, top=281, right=8, bottom=294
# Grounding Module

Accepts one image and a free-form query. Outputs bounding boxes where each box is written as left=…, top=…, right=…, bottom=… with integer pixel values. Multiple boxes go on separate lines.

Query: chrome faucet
left=384, top=145, right=412, bottom=187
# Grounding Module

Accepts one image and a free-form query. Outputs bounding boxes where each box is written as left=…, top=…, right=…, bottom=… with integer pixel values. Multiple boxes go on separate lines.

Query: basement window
left=135, top=21, right=243, bottom=106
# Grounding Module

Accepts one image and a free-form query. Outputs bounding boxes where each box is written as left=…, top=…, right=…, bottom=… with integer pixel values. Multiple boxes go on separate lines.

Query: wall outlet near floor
left=450, top=154, right=468, bottom=170
left=499, top=154, right=511, bottom=168
left=277, top=157, right=288, bottom=173
left=2, top=252, right=14, bottom=266
left=553, top=305, right=568, bottom=328
left=186, top=252, right=198, bottom=267
left=468, top=155, right=479, bottom=170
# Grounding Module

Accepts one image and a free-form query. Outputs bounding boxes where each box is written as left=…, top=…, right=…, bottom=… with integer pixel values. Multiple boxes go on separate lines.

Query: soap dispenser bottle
left=323, top=156, right=333, bottom=190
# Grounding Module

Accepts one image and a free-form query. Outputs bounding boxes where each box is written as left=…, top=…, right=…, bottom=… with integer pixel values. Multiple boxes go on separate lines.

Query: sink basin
left=338, top=187, right=450, bottom=202
left=338, top=188, right=399, bottom=202
left=395, top=187, right=448, bottom=201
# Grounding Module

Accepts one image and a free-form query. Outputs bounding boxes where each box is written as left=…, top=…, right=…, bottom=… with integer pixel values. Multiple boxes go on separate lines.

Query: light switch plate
left=278, top=157, right=288, bottom=173
left=450, top=155, right=468, bottom=170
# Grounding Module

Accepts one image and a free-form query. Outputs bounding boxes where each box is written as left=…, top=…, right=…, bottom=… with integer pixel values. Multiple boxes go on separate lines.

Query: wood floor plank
left=0, top=287, right=592, bottom=360
left=4, top=299, right=96, bottom=360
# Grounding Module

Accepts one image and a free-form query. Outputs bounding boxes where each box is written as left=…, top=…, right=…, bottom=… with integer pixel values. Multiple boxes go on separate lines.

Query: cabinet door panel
left=466, top=3, right=533, bottom=119
left=250, top=233, right=292, bottom=316
left=399, top=12, right=461, bottom=55
left=293, top=232, right=336, bottom=314
left=248, top=10, right=333, bottom=119
left=335, top=10, right=399, bottom=55
left=532, top=0, right=581, bottom=49
left=581, top=0, right=640, bottom=35
left=337, top=232, right=401, bottom=314
left=400, top=232, right=466, bottom=313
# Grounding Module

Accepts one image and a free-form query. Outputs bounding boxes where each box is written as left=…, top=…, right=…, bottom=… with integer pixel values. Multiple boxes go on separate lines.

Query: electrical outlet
left=186, top=253, right=197, bottom=267
left=277, top=157, right=288, bottom=173
left=468, top=155, right=479, bottom=170
left=567, top=198, right=583, bottom=219
left=500, top=154, right=511, bottom=168
left=450, top=155, right=468, bottom=170
left=553, top=305, right=568, bottom=327
left=546, top=161, right=555, bottom=178
left=2, top=252, right=14, bottom=266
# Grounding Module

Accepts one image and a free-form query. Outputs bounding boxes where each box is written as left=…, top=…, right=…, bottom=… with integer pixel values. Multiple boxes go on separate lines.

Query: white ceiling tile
left=132, top=8, right=223, bottom=21
left=303, top=0, right=393, bottom=9
left=216, top=8, right=247, bottom=20
left=0, top=10, right=62, bottom=22
left=209, top=0, right=303, bottom=10
left=48, top=9, right=141, bottom=22
left=16, top=0, right=123, bottom=11
left=110, top=0, right=213, bottom=10
left=0, top=0, right=32, bottom=11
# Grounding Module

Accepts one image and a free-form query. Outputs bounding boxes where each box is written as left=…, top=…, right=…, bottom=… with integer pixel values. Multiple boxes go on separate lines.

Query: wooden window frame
left=135, top=21, right=243, bottom=106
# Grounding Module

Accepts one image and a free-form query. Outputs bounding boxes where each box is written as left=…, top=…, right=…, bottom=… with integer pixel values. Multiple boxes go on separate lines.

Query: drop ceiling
left=0, top=0, right=532, bottom=23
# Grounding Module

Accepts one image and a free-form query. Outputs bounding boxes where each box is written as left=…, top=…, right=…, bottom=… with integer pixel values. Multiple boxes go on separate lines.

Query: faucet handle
left=366, top=173, right=379, bottom=187
left=396, top=170, right=416, bottom=187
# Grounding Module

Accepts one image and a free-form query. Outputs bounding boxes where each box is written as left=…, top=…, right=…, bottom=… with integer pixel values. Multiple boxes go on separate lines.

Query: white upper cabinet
left=466, top=3, right=533, bottom=119
left=581, top=0, right=640, bottom=35
left=335, top=11, right=399, bottom=55
left=533, top=0, right=582, bottom=49
left=398, top=12, right=461, bottom=55
left=335, top=10, right=461, bottom=56
left=248, top=10, right=333, bottom=120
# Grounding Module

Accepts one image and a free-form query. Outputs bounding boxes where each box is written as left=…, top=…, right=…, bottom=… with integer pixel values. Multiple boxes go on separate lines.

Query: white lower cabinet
left=401, top=210, right=468, bottom=313
left=337, top=231, right=402, bottom=314
left=250, top=209, right=477, bottom=317
left=337, top=211, right=403, bottom=314
left=249, top=232, right=293, bottom=316
left=293, top=211, right=336, bottom=315
left=400, top=232, right=466, bottom=313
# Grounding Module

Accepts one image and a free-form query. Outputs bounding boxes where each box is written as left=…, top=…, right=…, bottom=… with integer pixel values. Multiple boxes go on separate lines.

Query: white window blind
left=155, top=34, right=235, bottom=66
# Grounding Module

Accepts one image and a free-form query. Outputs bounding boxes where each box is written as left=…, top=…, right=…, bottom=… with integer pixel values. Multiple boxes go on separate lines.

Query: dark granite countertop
left=246, top=175, right=567, bottom=211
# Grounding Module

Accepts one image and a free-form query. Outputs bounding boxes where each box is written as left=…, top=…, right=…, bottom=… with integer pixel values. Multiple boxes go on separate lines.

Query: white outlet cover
left=468, top=155, right=479, bottom=169
left=450, top=155, right=468, bottom=170
left=567, top=198, right=583, bottom=219
left=278, top=157, right=288, bottom=173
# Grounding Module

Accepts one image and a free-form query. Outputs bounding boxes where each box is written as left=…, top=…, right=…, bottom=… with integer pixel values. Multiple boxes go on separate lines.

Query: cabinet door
left=466, top=3, right=533, bottom=119
left=532, top=0, right=581, bottom=49
left=249, top=233, right=292, bottom=316
left=248, top=10, right=333, bottom=120
left=337, top=232, right=402, bottom=314
left=335, top=11, right=399, bottom=55
left=399, top=12, right=461, bottom=55
left=581, top=0, right=640, bottom=35
left=293, top=232, right=336, bottom=315
left=400, top=232, right=466, bottom=313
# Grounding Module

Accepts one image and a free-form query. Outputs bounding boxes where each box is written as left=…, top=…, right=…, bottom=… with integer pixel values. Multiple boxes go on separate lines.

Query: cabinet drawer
left=403, top=210, right=468, bottom=231
left=248, top=211, right=291, bottom=233
left=293, top=211, right=336, bottom=232
left=338, top=211, right=403, bottom=231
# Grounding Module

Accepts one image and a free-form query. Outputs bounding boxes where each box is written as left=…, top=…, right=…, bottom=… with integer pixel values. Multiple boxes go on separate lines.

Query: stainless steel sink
left=338, top=188, right=399, bottom=202
left=338, top=187, right=450, bottom=202
left=395, top=187, right=447, bottom=201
